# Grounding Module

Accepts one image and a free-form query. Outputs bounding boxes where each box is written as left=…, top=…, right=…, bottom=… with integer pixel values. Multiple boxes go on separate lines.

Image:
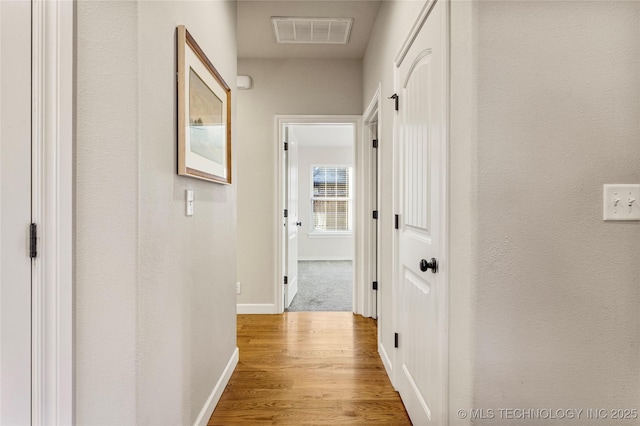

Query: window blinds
left=312, top=166, right=351, bottom=232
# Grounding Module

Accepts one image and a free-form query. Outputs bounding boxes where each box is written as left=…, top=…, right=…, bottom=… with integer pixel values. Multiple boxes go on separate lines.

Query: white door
left=0, top=1, right=33, bottom=424
left=284, top=127, right=299, bottom=308
left=395, top=0, right=447, bottom=424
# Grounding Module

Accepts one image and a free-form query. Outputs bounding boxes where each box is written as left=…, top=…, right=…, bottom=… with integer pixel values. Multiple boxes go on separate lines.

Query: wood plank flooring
left=209, top=312, right=411, bottom=425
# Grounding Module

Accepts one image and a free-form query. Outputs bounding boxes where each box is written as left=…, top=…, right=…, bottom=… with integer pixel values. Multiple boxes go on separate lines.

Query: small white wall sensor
left=186, top=189, right=194, bottom=216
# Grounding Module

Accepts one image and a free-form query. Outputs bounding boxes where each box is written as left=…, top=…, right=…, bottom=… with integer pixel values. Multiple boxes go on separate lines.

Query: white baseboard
left=298, top=256, right=354, bottom=261
left=193, top=347, right=239, bottom=426
left=379, top=342, right=396, bottom=390
left=237, top=303, right=277, bottom=314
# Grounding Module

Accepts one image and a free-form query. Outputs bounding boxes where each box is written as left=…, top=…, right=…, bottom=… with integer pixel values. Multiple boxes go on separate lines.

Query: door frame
left=31, top=1, right=74, bottom=423
left=274, top=115, right=362, bottom=314
left=392, top=0, right=450, bottom=420
left=283, top=125, right=299, bottom=309
left=360, top=85, right=381, bottom=320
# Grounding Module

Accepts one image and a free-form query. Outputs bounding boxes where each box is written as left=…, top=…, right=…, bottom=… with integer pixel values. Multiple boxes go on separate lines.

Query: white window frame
left=309, top=164, right=353, bottom=236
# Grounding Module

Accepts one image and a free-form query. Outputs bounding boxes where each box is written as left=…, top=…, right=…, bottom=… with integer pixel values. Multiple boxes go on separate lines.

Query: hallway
left=209, top=313, right=410, bottom=425
left=4, top=1, right=636, bottom=423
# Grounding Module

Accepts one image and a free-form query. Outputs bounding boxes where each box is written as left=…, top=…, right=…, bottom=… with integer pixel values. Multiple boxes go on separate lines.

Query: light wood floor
left=209, top=312, right=411, bottom=425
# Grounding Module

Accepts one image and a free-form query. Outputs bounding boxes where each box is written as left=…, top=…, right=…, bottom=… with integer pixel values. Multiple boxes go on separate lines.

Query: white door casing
left=394, top=0, right=449, bottom=424
left=32, top=1, right=74, bottom=423
left=360, top=90, right=382, bottom=322
left=0, top=1, right=32, bottom=423
left=362, top=90, right=381, bottom=321
left=284, top=127, right=299, bottom=308
left=0, top=0, right=74, bottom=422
left=370, top=121, right=379, bottom=320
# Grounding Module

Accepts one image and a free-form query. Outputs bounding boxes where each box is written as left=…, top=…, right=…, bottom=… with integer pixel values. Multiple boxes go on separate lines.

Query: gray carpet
left=286, top=261, right=353, bottom=312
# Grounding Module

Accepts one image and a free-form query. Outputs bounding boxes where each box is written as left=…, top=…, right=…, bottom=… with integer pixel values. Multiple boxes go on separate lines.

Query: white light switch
left=186, top=189, right=194, bottom=216
left=603, top=184, right=640, bottom=221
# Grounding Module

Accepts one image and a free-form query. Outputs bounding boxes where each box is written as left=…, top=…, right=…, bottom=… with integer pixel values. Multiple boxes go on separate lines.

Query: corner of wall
left=448, top=0, right=478, bottom=422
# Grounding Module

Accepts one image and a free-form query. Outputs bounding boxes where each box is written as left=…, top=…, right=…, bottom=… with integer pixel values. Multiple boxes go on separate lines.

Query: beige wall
left=473, top=1, right=640, bottom=421
left=449, top=1, right=476, bottom=423
left=76, top=1, right=237, bottom=424
left=236, top=59, right=362, bottom=307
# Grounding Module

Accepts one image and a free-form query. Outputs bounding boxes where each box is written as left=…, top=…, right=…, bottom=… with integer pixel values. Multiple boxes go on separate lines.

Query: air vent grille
left=271, top=17, right=353, bottom=45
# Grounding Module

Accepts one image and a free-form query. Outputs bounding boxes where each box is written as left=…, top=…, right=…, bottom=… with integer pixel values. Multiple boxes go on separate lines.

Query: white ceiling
left=290, top=124, right=354, bottom=148
left=238, top=1, right=382, bottom=59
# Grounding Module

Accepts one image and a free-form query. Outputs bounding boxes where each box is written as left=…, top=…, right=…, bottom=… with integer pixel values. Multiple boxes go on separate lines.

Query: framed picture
left=177, top=25, right=231, bottom=184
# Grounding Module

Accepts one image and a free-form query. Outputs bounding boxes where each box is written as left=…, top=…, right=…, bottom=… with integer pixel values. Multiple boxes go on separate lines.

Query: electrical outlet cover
left=603, top=184, right=640, bottom=221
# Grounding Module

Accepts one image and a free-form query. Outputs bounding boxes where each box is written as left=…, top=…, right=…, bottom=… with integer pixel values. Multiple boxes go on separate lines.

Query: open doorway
left=275, top=116, right=361, bottom=313
left=287, top=124, right=354, bottom=311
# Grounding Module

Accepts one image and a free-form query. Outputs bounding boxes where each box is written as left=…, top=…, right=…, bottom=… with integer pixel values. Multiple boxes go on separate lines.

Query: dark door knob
left=296, top=221, right=302, bottom=227
left=420, top=258, right=438, bottom=273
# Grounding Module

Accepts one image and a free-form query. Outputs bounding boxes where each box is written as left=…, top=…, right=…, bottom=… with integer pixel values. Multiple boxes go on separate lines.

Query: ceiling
left=237, top=1, right=382, bottom=59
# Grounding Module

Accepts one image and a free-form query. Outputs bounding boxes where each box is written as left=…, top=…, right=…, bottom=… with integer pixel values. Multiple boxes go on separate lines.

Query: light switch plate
left=603, top=184, right=640, bottom=221
left=186, top=189, right=194, bottom=216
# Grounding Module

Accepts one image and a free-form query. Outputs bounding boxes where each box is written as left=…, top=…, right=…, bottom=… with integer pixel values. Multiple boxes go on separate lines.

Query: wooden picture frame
left=177, top=25, right=232, bottom=184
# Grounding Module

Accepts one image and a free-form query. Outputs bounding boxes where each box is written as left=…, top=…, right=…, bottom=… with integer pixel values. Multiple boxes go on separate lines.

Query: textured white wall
left=236, top=59, right=362, bottom=306
left=76, top=2, right=139, bottom=422
left=449, top=1, right=476, bottom=423
left=76, top=1, right=237, bottom=424
left=473, top=1, right=640, bottom=420
left=297, top=146, right=354, bottom=260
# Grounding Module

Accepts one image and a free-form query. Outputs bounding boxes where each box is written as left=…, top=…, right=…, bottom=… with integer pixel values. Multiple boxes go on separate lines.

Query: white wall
left=365, top=0, right=640, bottom=423
left=448, top=1, right=476, bottom=422
left=297, top=145, right=354, bottom=260
left=76, top=1, right=238, bottom=424
left=473, top=0, right=640, bottom=419
left=236, top=59, right=362, bottom=307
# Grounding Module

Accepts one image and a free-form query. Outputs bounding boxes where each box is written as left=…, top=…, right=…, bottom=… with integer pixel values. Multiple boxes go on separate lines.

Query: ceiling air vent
left=271, top=17, right=353, bottom=45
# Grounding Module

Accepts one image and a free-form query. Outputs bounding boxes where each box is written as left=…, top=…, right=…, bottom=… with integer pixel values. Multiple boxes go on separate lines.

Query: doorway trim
left=274, top=115, right=362, bottom=314
left=359, top=85, right=381, bottom=320
left=31, top=1, right=74, bottom=424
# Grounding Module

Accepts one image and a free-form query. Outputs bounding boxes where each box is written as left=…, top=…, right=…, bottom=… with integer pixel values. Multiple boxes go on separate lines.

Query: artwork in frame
left=177, top=25, right=232, bottom=184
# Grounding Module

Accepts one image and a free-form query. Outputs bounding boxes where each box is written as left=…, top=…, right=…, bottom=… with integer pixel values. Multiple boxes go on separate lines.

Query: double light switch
left=603, top=184, right=640, bottom=221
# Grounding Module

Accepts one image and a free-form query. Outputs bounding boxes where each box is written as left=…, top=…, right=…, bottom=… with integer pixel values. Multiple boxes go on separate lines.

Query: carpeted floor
left=286, top=260, right=353, bottom=312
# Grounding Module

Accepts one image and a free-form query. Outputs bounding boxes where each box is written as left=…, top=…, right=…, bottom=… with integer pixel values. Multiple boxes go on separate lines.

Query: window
left=311, top=166, right=352, bottom=232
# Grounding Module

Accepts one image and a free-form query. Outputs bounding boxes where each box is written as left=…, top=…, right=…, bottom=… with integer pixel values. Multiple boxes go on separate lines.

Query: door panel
left=284, top=127, right=299, bottom=308
left=0, top=0, right=32, bottom=423
left=395, top=0, right=447, bottom=424
left=399, top=267, right=434, bottom=417
left=404, top=54, right=432, bottom=232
